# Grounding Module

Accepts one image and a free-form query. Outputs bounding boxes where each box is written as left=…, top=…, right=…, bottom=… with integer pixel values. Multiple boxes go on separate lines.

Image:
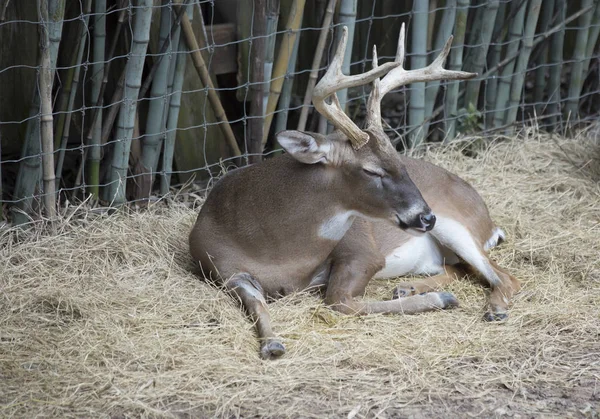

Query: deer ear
left=276, top=130, right=332, bottom=165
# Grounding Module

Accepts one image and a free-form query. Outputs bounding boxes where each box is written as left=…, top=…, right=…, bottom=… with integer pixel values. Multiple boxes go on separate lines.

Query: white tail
left=189, top=25, right=518, bottom=360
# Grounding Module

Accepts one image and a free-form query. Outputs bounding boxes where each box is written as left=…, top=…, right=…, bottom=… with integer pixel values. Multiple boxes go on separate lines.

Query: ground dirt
left=1, top=131, right=599, bottom=418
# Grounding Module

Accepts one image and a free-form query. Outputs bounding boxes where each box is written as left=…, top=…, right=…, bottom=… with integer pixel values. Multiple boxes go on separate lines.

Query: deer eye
left=363, top=168, right=384, bottom=178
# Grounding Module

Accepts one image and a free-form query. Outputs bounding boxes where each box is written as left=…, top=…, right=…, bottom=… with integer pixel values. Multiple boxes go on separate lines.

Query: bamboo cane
left=532, top=0, right=555, bottom=118
left=547, top=0, right=566, bottom=129
left=564, top=0, right=595, bottom=121
left=12, top=0, right=65, bottom=224
left=333, top=0, right=358, bottom=112
left=444, top=0, right=469, bottom=142
left=484, top=1, right=507, bottom=127
left=37, top=0, right=57, bottom=219
left=408, top=0, right=429, bottom=148
left=141, top=0, right=179, bottom=178
left=261, top=0, right=306, bottom=146
left=55, top=0, right=92, bottom=189
left=262, top=0, right=280, bottom=117
left=106, top=0, right=153, bottom=205
left=492, top=0, right=527, bottom=128
left=179, top=10, right=241, bottom=156
left=296, top=0, right=337, bottom=132
left=463, top=0, right=499, bottom=109
left=504, top=0, right=542, bottom=131
left=422, top=0, right=456, bottom=139
left=161, top=3, right=192, bottom=195
left=248, top=0, right=267, bottom=163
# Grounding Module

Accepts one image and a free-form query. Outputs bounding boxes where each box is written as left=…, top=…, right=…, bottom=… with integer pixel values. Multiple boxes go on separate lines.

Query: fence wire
left=0, top=0, right=599, bottom=221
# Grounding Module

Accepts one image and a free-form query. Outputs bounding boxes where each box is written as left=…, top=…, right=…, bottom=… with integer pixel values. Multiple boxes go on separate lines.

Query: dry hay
left=1, top=131, right=599, bottom=418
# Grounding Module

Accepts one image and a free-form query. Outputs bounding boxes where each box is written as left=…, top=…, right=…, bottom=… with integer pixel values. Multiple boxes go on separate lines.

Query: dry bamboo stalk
left=179, top=10, right=241, bottom=157
left=38, top=0, right=56, bottom=219
left=248, top=0, right=266, bottom=163
left=261, top=0, right=306, bottom=146
left=296, top=0, right=337, bottom=132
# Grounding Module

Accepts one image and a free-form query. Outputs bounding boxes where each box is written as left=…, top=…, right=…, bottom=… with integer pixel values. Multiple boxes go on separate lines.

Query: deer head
left=276, top=24, right=476, bottom=233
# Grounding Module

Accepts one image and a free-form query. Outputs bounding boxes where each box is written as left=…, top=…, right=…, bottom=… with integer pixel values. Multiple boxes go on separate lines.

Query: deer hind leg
left=392, top=264, right=467, bottom=298
left=430, top=218, right=520, bottom=321
left=224, top=273, right=285, bottom=360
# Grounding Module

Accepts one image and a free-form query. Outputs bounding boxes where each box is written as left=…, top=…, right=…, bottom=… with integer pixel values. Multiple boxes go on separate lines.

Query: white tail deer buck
left=190, top=25, right=520, bottom=359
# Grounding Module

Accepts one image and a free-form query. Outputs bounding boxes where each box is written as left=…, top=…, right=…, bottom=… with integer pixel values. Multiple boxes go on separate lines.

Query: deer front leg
left=224, top=273, right=285, bottom=360
left=324, top=224, right=459, bottom=316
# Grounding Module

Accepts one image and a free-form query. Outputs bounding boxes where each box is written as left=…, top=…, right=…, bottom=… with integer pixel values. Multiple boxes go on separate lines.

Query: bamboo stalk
left=141, top=0, right=179, bottom=178
left=84, top=0, right=127, bottom=198
left=55, top=0, right=92, bottom=188
left=262, top=0, right=280, bottom=117
left=422, top=0, right=456, bottom=138
left=38, top=0, right=57, bottom=219
left=547, top=0, right=566, bottom=129
left=463, top=0, right=499, bottom=109
left=106, top=0, right=153, bottom=205
left=533, top=0, right=555, bottom=118
left=492, top=0, right=527, bottom=128
left=296, top=0, right=337, bottom=132
left=444, top=0, right=469, bottom=142
left=12, top=0, right=65, bottom=224
left=161, top=3, right=192, bottom=195
left=179, top=10, right=241, bottom=156
left=582, top=1, right=600, bottom=77
left=274, top=32, right=301, bottom=150
left=261, top=0, right=306, bottom=146
left=248, top=0, right=267, bottom=163
left=408, top=0, right=429, bottom=148
left=564, top=0, right=595, bottom=120
left=333, top=0, right=358, bottom=113
left=86, top=0, right=106, bottom=198
left=504, top=0, right=543, bottom=131
left=484, top=1, right=507, bottom=127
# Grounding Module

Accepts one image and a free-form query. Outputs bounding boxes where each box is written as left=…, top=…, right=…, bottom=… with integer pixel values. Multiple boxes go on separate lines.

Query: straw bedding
left=1, top=130, right=599, bottom=418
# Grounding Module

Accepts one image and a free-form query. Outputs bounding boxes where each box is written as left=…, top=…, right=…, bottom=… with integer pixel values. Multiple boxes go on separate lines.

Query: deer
left=189, top=25, right=521, bottom=360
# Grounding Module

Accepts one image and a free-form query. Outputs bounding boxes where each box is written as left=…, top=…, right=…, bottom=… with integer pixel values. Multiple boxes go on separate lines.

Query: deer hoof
left=435, top=292, right=460, bottom=309
left=392, top=283, right=417, bottom=299
left=483, top=311, right=508, bottom=322
left=260, top=339, right=285, bottom=360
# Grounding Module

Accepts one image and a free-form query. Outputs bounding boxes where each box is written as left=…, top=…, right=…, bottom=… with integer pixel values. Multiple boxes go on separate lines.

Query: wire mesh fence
left=0, top=0, right=599, bottom=224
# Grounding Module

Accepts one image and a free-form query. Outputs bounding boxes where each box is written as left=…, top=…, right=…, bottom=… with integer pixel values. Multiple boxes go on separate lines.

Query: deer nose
left=420, top=213, right=436, bottom=231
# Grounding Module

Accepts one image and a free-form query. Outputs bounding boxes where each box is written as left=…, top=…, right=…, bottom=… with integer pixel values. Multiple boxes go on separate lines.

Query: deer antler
left=366, top=23, right=477, bottom=135
left=312, top=26, right=400, bottom=150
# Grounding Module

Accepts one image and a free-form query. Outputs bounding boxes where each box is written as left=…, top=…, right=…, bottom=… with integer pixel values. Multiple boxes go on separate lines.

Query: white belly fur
left=374, top=234, right=459, bottom=279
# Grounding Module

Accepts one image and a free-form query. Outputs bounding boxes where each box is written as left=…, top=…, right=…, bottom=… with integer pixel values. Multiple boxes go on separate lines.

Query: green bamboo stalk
left=296, top=0, right=337, bottom=132
left=408, top=0, right=429, bottom=148
left=333, top=0, right=358, bottom=112
left=273, top=32, right=300, bottom=151
left=160, top=3, right=192, bottom=195
left=463, top=0, right=499, bottom=109
left=579, top=1, right=600, bottom=99
left=492, top=0, right=527, bottom=128
left=106, top=0, right=153, bottom=205
left=236, top=0, right=252, bottom=102
left=547, top=0, right=566, bottom=129
left=261, top=0, right=306, bottom=146
left=484, top=1, right=507, bottom=127
left=262, top=0, right=280, bottom=116
left=532, top=0, right=555, bottom=117
left=86, top=0, right=106, bottom=198
left=422, top=0, right=456, bottom=138
left=564, top=0, right=594, bottom=120
left=12, top=0, right=65, bottom=224
left=504, top=0, right=542, bottom=130
left=444, top=0, right=469, bottom=142
left=55, top=0, right=92, bottom=188
left=141, top=0, right=177, bottom=178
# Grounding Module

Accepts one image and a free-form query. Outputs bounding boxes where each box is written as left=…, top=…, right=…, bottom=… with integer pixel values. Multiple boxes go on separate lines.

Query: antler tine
left=312, top=26, right=400, bottom=150
left=379, top=27, right=476, bottom=97
left=366, top=45, right=384, bottom=134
